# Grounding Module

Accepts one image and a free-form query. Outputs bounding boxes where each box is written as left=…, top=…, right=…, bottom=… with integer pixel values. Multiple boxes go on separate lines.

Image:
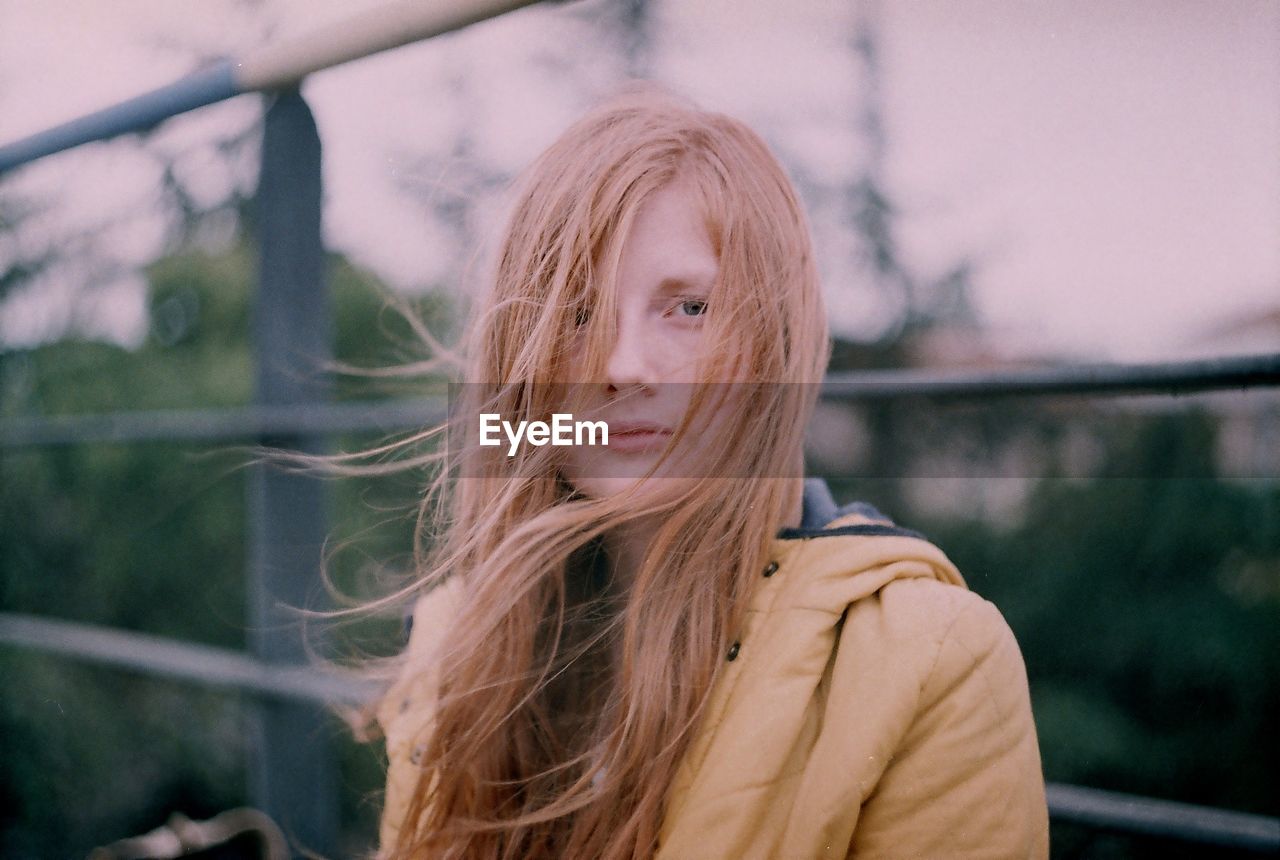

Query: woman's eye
left=676, top=299, right=708, bottom=317
left=574, top=306, right=592, bottom=327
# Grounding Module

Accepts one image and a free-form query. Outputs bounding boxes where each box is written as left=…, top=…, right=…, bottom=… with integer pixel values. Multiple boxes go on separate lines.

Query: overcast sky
left=0, top=0, right=1276, bottom=363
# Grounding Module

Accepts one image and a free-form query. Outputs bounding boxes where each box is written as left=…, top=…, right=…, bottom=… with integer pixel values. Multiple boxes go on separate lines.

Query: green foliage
left=900, top=413, right=1280, bottom=857
left=0, top=653, right=246, bottom=857
left=1, top=242, right=455, bottom=855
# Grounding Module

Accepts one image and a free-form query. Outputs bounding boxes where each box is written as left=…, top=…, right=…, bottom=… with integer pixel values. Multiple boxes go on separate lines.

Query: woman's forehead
left=615, top=181, right=718, bottom=271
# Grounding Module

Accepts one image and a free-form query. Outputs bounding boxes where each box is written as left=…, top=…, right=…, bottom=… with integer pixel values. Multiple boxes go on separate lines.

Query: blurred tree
left=0, top=38, right=261, bottom=349
left=803, top=0, right=994, bottom=518
left=904, top=411, right=1280, bottom=858
left=0, top=242, right=454, bottom=856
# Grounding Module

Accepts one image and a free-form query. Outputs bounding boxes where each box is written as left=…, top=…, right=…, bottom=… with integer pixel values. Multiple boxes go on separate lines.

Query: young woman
left=372, top=84, right=1049, bottom=859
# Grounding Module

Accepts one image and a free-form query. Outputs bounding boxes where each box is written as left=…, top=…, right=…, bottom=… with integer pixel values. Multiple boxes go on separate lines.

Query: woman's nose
left=604, top=313, right=652, bottom=390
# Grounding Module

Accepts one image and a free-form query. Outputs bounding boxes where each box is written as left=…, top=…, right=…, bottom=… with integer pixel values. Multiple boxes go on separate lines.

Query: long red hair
left=381, top=83, right=830, bottom=858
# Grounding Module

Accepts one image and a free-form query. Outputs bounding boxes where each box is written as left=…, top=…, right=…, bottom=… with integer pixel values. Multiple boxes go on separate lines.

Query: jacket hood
left=656, top=480, right=973, bottom=856
left=751, top=477, right=967, bottom=618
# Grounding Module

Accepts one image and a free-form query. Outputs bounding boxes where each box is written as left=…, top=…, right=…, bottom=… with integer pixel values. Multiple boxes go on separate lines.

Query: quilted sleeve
left=376, top=579, right=462, bottom=856
left=848, top=596, right=1049, bottom=859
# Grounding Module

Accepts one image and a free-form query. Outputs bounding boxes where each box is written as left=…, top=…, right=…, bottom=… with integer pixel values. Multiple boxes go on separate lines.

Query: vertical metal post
left=246, top=89, right=337, bottom=855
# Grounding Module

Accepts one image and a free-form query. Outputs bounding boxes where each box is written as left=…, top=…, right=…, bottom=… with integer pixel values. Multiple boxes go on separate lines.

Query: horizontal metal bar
left=1047, top=782, right=1280, bottom=853
left=2, top=353, right=1277, bottom=449
left=0, top=61, right=238, bottom=174
left=234, top=0, right=545, bottom=91
left=0, top=0, right=545, bottom=174
left=0, top=398, right=448, bottom=448
left=822, top=352, right=1280, bottom=400
left=4, top=610, right=1277, bottom=850
left=0, top=611, right=379, bottom=707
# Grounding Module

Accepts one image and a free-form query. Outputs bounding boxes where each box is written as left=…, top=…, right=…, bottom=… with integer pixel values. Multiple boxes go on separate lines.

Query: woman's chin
left=565, top=473, right=699, bottom=505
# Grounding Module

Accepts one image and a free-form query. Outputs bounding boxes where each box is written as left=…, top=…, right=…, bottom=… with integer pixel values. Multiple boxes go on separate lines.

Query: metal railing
left=1, top=352, right=1277, bottom=449
left=1, top=0, right=1277, bottom=854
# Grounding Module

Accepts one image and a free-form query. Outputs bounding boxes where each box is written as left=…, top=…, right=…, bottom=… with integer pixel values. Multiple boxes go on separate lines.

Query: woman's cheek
left=653, top=321, right=707, bottom=380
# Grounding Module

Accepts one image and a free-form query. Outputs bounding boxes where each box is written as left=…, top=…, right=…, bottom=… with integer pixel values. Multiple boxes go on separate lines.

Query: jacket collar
left=777, top=477, right=924, bottom=541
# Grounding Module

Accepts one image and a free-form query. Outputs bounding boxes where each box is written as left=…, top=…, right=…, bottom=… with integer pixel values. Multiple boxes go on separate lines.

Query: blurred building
left=1187, top=301, right=1280, bottom=482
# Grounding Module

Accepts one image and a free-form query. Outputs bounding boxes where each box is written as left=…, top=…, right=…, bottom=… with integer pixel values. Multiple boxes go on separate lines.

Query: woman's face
left=559, top=177, right=735, bottom=502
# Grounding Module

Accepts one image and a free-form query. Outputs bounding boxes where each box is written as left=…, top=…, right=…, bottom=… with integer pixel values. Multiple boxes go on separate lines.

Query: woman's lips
left=606, top=427, right=673, bottom=454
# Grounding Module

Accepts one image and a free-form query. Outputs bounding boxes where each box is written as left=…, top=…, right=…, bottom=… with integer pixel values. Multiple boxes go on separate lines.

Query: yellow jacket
left=378, top=493, right=1049, bottom=858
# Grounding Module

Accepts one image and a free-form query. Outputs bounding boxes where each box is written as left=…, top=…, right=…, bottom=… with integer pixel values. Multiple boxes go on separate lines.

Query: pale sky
left=0, top=0, right=1276, bottom=363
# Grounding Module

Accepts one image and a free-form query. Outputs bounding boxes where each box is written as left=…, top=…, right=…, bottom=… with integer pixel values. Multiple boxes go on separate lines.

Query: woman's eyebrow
left=655, top=272, right=715, bottom=292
